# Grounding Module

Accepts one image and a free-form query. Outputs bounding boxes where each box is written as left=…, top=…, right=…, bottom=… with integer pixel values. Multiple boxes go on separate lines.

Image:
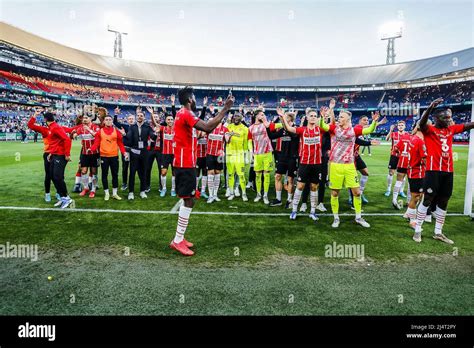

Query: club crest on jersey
left=427, top=188, right=433, bottom=194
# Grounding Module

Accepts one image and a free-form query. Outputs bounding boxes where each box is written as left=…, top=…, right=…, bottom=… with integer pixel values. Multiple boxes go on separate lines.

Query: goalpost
left=463, top=92, right=474, bottom=217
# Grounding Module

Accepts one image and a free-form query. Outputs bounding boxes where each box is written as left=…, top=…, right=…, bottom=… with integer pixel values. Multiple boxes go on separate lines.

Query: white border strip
left=0, top=206, right=466, bottom=217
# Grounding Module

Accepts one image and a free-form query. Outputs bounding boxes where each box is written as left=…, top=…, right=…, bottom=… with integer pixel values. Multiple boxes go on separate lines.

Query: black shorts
left=423, top=171, right=454, bottom=198
left=160, top=154, right=174, bottom=170
left=276, top=157, right=298, bottom=178
left=355, top=156, right=366, bottom=171
left=397, top=167, right=408, bottom=174
left=296, top=164, right=322, bottom=184
left=175, top=168, right=197, bottom=198
left=388, top=155, right=399, bottom=170
left=408, top=178, right=424, bottom=194
left=206, top=154, right=224, bottom=171
left=80, top=153, right=100, bottom=168
left=196, top=157, right=207, bottom=175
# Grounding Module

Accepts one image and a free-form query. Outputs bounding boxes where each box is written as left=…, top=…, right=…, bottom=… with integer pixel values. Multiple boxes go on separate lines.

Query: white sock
left=207, top=175, right=215, bottom=197
left=393, top=181, right=402, bottom=202
left=276, top=190, right=282, bottom=201
left=81, top=174, right=88, bottom=189
left=104, top=189, right=109, bottom=195
left=400, top=177, right=406, bottom=194
left=360, top=175, right=368, bottom=194
left=75, top=175, right=81, bottom=184
left=407, top=185, right=411, bottom=201
left=386, top=174, right=393, bottom=191
left=406, top=207, right=416, bottom=222
left=415, top=203, right=428, bottom=233
left=174, top=206, right=192, bottom=243
left=434, top=206, right=447, bottom=235
left=310, top=191, right=318, bottom=214
left=214, top=174, right=221, bottom=197
left=92, top=175, right=98, bottom=192
left=201, top=176, right=207, bottom=193
left=112, top=188, right=117, bottom=195
left=292, top=188, right=302, bottom=213
left=196, top=176, right=200, bottom=189
left=171, top=176, right=176, bottom=191
left=88, top=175, right=93, bottom=185
left=161, top=175, right=167, bottom=191
left=287, top=192, right=293, bottom=202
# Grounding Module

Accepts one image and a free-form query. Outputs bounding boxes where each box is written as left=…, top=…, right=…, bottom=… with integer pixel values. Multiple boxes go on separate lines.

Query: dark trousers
left=121, top=152, right=130, bottom=185
left=361, top=145, right=371, bottom=154
left=50, top=154, right=68, bottom=197
left=318, top=159, right=328, bottom=204
left=101, top=156, right=119, bottom=190
left=43, top=152, right=52, bottom=194
left=146, top=150, right=161, bottom=189
left=129, top=151, right=148, bottom=193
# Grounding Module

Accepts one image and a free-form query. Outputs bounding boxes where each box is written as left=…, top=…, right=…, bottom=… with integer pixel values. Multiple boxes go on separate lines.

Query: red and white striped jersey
left=423, top=124, right=465, bottom=172
left=407, top=135, right=427, bottom=179
left=295, top=126, right=324, bottom=165
left=248, top=123, right=273, bottom=155
left=394, top=132, right=412, bottom=168
left=197, top=133, right=208, bottom=158
left=172, top=108, right=200, bottom=168
left=206, top=124, right=228, bottom=157
left=75, top=124, right=100, bottom=155
left=390, top=131, right=402, bottom=156
left=161, top=126, right=174, bottom=155
left=328, top=124, right=364, bottom=164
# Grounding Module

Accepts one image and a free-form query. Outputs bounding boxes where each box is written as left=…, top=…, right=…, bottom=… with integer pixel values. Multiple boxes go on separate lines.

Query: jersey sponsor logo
left=303, top=136, right=319, bottom=145
left=208, top=133, right=224, bottom=141
left=164, top=133, right=174, bottom=140
left=197, top=138, right=207, bottom=145
left=281, top=136, right=291, bottom=142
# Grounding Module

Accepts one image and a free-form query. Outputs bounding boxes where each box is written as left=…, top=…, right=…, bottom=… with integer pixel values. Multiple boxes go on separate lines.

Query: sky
left=0, top=0, right=472, bottom=69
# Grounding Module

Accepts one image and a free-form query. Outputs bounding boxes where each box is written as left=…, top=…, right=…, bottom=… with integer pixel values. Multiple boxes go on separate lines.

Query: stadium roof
left=0, top=22, right=473, bottom=87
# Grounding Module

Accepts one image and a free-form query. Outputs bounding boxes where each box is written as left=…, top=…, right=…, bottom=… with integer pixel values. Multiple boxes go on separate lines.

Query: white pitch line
left=0, top=206, right=467, bottom=217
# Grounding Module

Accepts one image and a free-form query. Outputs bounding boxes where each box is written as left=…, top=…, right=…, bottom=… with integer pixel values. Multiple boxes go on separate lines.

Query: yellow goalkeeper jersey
left=226, top=123, right=249, bottom=155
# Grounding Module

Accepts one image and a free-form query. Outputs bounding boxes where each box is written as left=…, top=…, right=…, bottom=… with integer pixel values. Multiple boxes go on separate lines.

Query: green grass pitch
left=0, top=141, right=472, bottom=315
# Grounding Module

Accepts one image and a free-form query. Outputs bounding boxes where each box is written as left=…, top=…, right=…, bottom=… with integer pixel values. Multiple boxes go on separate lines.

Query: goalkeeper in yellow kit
left=226, top=113, right=249, bottom=201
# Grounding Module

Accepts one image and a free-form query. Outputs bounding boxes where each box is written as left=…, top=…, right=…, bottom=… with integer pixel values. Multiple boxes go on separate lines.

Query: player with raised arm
left=73, top=114, right=100, bottom=198
left=226, top=112, right=249, bottom=202
left=391, top=121, right=411, bottom=209
left=248, top=109, right=274, bottom=204
left=404, top=123, right=427, bottom=242
left=278, top=107, right=324, bottom=221
left=320, top=110, right=379, bottom=228
left=414, top=98, right=474, bottom=244
left=205, top=115, right=229, bottom=203
left=169, top=87, right=234, bottom=256
left=385, top=121, right=408, bottom=198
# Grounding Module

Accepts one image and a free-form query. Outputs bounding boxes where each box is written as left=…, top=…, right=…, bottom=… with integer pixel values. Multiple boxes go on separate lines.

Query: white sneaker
left=207, top=196, right=215, bottom=204
left=263, top=196, right=269, bottom=205
left=355, top=218, right=371, bottom=228
left=424, top=214, right=432, bottom=223
left=104, top=191, right=110, bottom=201
left=413, top=232, right=422, bottom=243
left=228, top=194, right=235, bottom=201
left=214, top=196, right=221, bottom=202
left=242, top=193, right=248, bottom=202
left=316, top=203, right=327, bottom=212
left=300, top=203, right=307, bottom=212
left=234, top=187, right=240, bottom=197
left=403, top=211, right=409, bottom=219
left=246, top=182, right=253, bottom=189
left=332, top=218, right=340, bottom=228
left=225, top=187, right=231, bottom=197
left=140, top=191, right=148, bottom=199
left=254, top=194, right=261, bottom=203
left=128, top=192, right=134, bottom=200
left=433, top=233, right=454, bottom=245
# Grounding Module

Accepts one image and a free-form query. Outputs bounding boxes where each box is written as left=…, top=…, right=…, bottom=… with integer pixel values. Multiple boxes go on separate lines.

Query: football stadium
left=0, top=0, right=473, bottom=344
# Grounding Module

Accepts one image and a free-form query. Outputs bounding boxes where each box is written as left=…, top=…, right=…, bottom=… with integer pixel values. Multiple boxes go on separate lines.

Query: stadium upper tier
left=0, top=22, right=473, bottom=88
